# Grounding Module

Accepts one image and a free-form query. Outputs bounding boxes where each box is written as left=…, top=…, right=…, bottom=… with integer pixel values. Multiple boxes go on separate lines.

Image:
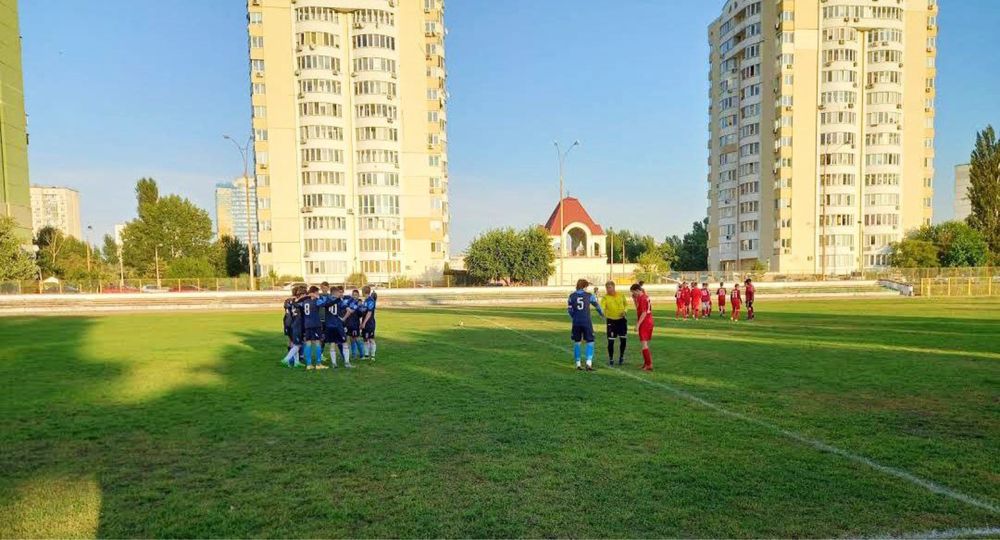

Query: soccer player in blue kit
left=345, top=289, right=366, bottom=362
left=298, top=286, right=330, bottom=370
left=280, top=286, right=306, bottom=368
left=321, top=286, right=354, bottom=368
left=359, top=285, right=378, bottom=361
left=568, top=279, right=605, bottom=371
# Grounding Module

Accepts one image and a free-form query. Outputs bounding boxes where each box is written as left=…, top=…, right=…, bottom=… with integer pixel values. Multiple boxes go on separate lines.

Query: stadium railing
left=919, top=276, right=1000, bottom=297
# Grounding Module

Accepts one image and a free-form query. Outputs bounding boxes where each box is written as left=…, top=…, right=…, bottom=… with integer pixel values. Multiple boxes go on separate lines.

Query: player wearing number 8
left=568, top=279, right=605, bottom=371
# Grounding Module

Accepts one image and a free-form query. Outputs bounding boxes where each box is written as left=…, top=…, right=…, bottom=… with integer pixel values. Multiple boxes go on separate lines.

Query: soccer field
left=1, top=298, right=998, bottom=538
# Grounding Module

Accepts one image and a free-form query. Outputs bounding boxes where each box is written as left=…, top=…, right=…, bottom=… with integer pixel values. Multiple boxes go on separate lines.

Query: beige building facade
left=953, top=163, right=970, bottom=222
left=30, top=185, right=81, bottom=239
left=247, top=0, right=449, bottom=283
left=0, top=0, right=31, bottom=241
left=707, top=0, right=937, bottom=275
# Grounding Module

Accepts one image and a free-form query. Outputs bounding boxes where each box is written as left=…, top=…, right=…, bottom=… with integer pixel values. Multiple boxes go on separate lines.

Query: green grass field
left=1, top=298, right=998, bottom=538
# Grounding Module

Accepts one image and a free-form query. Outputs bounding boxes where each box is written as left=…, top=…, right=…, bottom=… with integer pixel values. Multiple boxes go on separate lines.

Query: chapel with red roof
left=543, top=197, right=608, bottom=285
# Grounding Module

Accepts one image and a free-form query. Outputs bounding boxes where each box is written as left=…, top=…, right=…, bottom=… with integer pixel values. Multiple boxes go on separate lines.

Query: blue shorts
left=304, top=327, right=322, bottom=342
left=571, top=324, right=595, bottom=343
left=362, top=321, right=376, bottom=340
left=324, top=326, right=346, bottom=344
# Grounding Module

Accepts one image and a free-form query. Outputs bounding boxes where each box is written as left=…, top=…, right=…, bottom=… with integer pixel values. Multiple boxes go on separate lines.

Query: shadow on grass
left=0, top=310, right=997, bottom=537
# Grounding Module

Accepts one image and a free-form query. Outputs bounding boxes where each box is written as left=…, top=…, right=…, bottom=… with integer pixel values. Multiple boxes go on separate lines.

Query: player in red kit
left=674, top=282, right=686, bottom=320
left=631, top=283, right=654, bottom=371
left=716, top=282, right=727, bottom=317
left=730, top=283, right=742, bottom=323
left=686, top=283, right=699, bottom=320
left=700, top=283, right=711, bottom=317
left=744, top=278, right=756, bottom=320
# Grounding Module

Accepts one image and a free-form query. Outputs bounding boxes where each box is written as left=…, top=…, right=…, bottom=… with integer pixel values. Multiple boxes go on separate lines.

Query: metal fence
left=919, top=276, right=1000, bottom=297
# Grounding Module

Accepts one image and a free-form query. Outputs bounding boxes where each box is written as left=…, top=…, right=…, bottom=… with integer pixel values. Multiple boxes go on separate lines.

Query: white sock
left=342, top=344, right=352, bottom=365
left=282, top=346, right=299, bottom=363
left=575, top=360, right=581, bottom=367
left=369, top=341, right=377, bottom=357
left=329, top=348, right=338, bottom=367
left=586, top=359, right=592, bottom=367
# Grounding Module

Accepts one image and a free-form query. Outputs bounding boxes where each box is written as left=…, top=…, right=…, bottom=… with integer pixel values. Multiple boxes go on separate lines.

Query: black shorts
left=324, top=326, right=346, bottom=344
left=304, top=327, right=322, bottom=342
left=347, top=325, right=361, bottom=338
left=606, top=318, right=627, bottom=339
left=362, top=322, right=376, bottom=340
left=289, top=325, right=303, bottom=346
left=571, top=324, right=595, bottom=343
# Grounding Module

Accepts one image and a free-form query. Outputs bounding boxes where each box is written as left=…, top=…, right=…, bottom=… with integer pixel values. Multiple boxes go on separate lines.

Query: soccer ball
left=459, top=321, right=465, bottom=327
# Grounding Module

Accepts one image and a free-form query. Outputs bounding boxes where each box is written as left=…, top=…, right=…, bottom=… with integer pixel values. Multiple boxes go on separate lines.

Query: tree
left=967, top=125, right=1000, bottom=256
left=465, top=226, right=555, bottom=285
left=465, top=228, right=520, bottom=284
left=634, top=251, right=668, bottom=283
left=121, top=179, right=214, bottom=275
left=513, top=226, right=555, bottom=283
left=675, top=218, right=709, bottom=271
left=33, top=226, right=93, bottom=279
left=136, top=177, right=160, bottom=216
left=101, top=234, right=120, bottom=266
left=889, top=238, right=939, bottom=268
left=166, top=257, right=219, bottom=279
left=907, top=221, right=989, bottom=267
left=212, top=235, right=249, bottom=277
left=0, top=216, right=38, bottom=280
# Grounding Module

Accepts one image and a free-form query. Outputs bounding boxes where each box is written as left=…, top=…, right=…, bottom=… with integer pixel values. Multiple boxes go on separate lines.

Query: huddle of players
left=281, top=283, right=378, bottom=370
left=674, top=278, right=756, bottom=322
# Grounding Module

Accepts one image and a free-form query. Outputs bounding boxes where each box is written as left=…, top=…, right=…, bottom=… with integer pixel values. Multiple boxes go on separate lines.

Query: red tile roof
left=543, top=197, right=605, bottom=236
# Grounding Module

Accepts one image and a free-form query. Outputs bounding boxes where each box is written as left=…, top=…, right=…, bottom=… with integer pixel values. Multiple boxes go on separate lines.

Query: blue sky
left=20, top=0, right=1000, bottom=250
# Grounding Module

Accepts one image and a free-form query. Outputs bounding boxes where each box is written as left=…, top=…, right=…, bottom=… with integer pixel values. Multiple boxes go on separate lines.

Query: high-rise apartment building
left=30, top=185, right=81, bottom=239
left=953, top=163, right=970, bottom=222
left=247, top=0, right=450, bottom=282
left=707, top=0, right=937, bottom=274
left=215, top=176, right=259, bottom=247
left=0, top=0, right=31, bottom=241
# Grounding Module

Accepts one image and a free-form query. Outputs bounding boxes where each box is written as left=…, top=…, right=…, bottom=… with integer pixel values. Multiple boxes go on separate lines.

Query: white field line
left=469, top=314, right=1000, bottom=518
left=871, top=526, right=1000, bottom=539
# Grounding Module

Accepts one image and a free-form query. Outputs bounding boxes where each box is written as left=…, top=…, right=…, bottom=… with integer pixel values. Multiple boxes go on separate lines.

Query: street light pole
left=224, top=135, right=256, bottom=291
left=554, top=140, right=579, bottom=287
left=85, top=225, right=93, bottom=273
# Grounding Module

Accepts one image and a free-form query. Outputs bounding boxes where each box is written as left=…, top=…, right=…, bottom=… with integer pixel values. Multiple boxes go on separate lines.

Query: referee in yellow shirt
left=600, top=281, right=629, bottom=366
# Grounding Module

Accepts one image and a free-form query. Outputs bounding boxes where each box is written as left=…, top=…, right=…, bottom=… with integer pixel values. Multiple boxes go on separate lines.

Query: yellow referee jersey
left=600, top=293, right=628, bottom=320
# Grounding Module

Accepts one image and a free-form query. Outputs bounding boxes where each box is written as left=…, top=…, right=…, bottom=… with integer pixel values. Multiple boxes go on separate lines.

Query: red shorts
left=718, top=298, right=725, bottom=307
left=638, top=323, right=654, bottom=341
left=732, top=303, right=741, bottom=312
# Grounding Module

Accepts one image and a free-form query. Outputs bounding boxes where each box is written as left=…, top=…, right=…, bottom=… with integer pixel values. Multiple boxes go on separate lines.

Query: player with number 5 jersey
left=567, top=279, right=605, bottom=371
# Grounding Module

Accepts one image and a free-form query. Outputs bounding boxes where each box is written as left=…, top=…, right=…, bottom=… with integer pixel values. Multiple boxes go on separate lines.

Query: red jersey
left=730, top=289, right=742, bottom=306
left=745, top=283, right=755, bottom=301
left=701, top=288, right=710, bottom=302
left=680, top=287, right=690, bottom=303
left=717, top=287, right=727, bottom=300
left=635, top=293, right=654, bottom=326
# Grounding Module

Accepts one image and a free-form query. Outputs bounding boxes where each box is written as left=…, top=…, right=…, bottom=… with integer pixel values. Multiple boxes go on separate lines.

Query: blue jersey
left=298, top=297, right=323, bottom=329
left=345, top=298, right=362, bottom=328
left=282, top=298, right=300, bottom=329
left=567, top=289, right=603, bottom=326
left=318, top=295, right=346, bottom=328
left=360, top=293, right=377, bottom=326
